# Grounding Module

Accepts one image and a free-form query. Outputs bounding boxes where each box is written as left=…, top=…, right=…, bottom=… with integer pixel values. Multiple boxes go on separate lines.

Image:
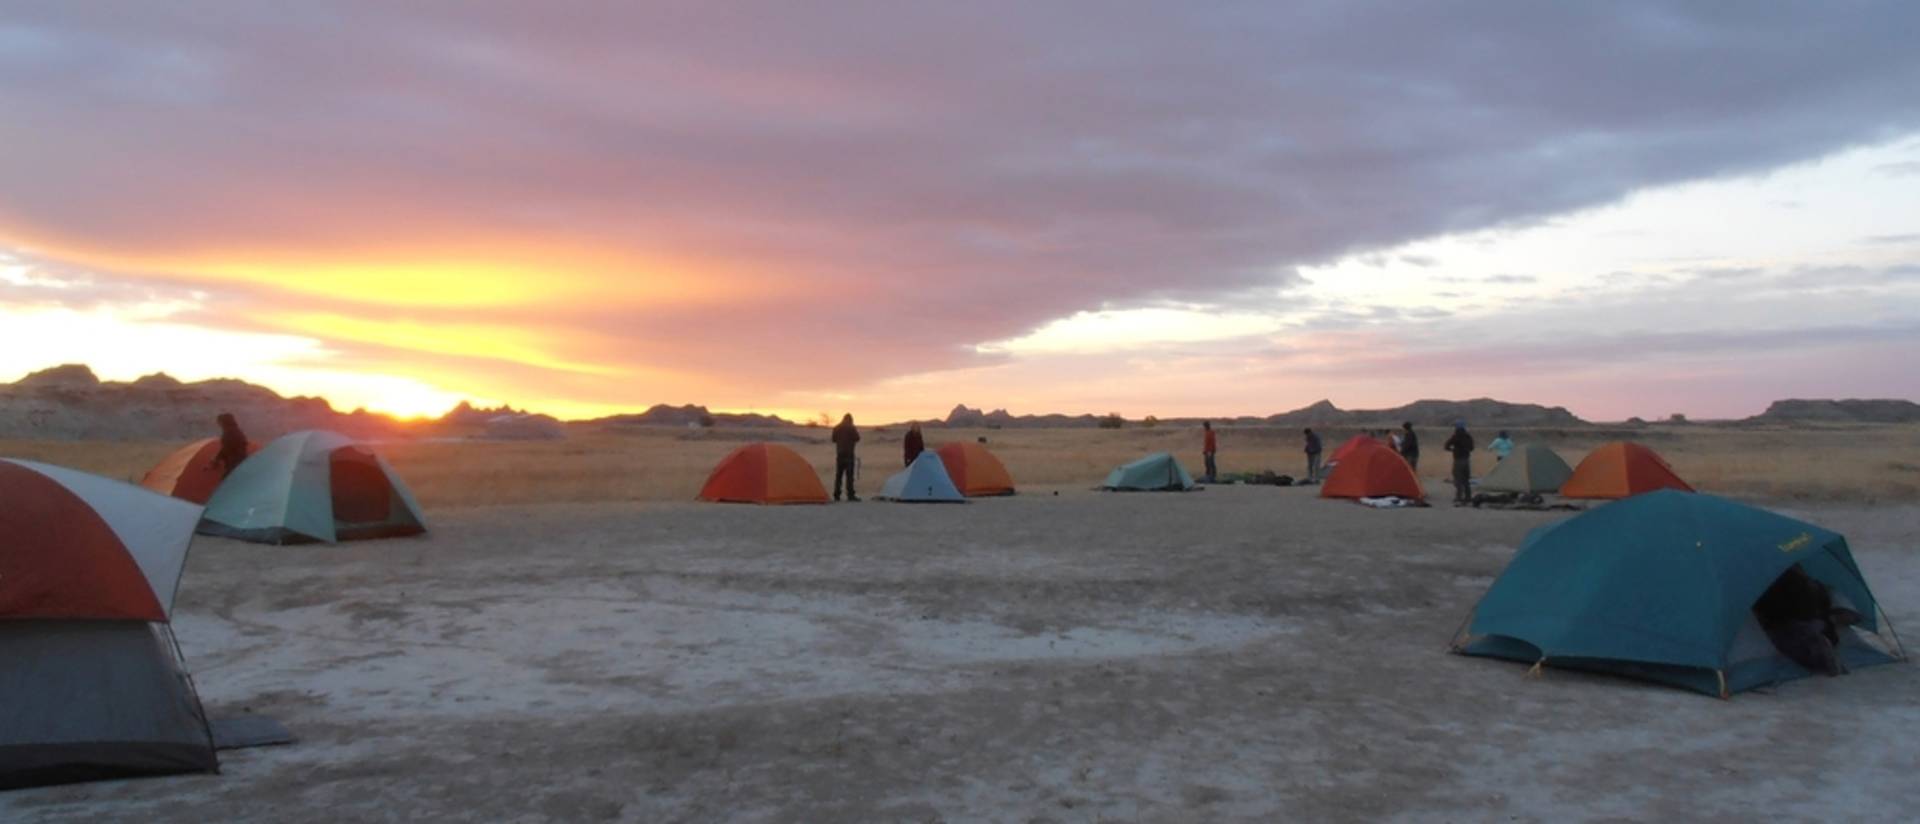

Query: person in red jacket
left=1201, top=421, right=1218, bottom=483
left=903, top=422, right=925, bottom=467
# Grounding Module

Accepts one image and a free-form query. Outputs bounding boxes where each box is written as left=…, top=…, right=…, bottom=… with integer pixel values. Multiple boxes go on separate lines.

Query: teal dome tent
left=1101, top=452, right=1197, bottom=492
left=200, top=430, right=428, bottom=545
left=1453, top=490, right=1902, bottom=697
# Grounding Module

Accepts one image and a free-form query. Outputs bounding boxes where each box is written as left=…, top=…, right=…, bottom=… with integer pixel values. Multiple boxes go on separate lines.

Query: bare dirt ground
left=4, top=483, right=1916, bottom=822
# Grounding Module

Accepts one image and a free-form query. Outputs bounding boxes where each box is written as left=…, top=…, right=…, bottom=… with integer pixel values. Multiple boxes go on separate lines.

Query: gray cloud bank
left=3, top=2, right=1919, bottom=396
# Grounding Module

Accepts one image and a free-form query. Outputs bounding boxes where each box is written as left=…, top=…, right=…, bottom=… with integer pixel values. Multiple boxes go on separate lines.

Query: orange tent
left=140, top=438, right=260, bottom=504
left=935, top=442, right=1016, bottom=497
left=1329, top=434, right=1382, bottom=464
left=1320, top=440, right=1425, bottom=501
left=698, top=443, right=829, bottom=504
left=1560, top=441, right=1693, bottom=499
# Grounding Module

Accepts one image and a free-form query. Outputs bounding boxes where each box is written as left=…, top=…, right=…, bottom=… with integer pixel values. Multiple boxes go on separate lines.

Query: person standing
left=1490, top=430, right=1515, bottom=461
left=832, top=414, right=861, bottom=501
left=211, top=413, right=250, bottom=479
left=1303, top=428, right=1323, bottom=482
left=903, top=422, right=925, bottom=467
left=1399, top=421, right=1420, bottom=470
left=1444, top=421, right=1475, bottom=505
left=1201, top=421, right=1218, bottom=484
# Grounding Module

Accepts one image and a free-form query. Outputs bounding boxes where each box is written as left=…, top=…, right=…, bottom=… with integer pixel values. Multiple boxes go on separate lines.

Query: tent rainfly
left=1, top=459, right=219, bottom=790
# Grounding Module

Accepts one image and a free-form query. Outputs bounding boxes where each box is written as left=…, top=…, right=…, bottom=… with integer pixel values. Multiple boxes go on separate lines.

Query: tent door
left=329, top=448, right=395, bottom=524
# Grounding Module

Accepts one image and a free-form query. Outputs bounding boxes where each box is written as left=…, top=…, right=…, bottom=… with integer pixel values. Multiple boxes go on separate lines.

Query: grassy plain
left=6, top=422, right=1918, bottom=506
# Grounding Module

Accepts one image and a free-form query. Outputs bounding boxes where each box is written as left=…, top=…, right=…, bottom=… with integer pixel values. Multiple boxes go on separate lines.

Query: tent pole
left=165, top=623, right=223, bottom=774
left=1877, top=605, right=1908, bottom=661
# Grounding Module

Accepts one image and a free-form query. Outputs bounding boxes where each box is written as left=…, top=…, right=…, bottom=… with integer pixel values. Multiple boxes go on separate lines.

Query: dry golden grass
left=6, top=422, right=1919, bottom=507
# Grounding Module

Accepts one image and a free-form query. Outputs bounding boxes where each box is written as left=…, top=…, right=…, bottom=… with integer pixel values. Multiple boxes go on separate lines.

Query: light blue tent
left=1454, top=490, right=1902, bottom=697
left=878, top=451, right=966, bottom=503
left=200, top=430, right=427, bottom=544
left=1102, top=452, right=1196, bottom=492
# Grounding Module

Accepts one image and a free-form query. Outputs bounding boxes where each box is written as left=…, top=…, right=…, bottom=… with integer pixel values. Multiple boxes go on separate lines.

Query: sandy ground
left=5, top=485, right=1917, bottom=822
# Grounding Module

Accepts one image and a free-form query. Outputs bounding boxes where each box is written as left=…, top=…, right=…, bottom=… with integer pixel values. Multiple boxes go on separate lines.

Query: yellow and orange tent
left=934, top=442, right=1016, bottom=497
left=698, top=443, right=829, bottom=504
left=1560, top=441, right=1693, bottom=499
left=1320, top=440, right=1425, bottom=501
left=140, top=438, right=259, bottom=504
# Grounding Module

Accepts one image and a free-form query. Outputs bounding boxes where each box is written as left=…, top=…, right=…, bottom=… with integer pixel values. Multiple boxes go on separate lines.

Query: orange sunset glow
left=3, top=4, right=1918, bottom=422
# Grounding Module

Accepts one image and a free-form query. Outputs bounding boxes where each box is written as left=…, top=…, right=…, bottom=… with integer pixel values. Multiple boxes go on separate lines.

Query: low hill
left=938, top=404, right=1104, bottom=428
left=586, top=403, right=793, bottom=430
left=0, top=364, right=404, bottom=441
left=1264, top=398, right=1585, bottom=428
left=1749, top=399, right=1920, bottom=424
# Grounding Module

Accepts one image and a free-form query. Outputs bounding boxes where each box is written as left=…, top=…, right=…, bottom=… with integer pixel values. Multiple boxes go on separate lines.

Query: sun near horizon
left=4, top=5, right=1918, bottom=425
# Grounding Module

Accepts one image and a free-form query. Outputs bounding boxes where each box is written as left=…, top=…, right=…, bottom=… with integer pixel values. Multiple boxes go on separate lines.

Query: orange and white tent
left=1560, top=441, right=1694, bottom=499
left=934, top=442, right=1016, bottom=497
left=1320, top=440, right=1425, bottom=501
left=698, top=443, right=829, bottom=504
left=140, top=438, right=259, bottom=504
left=0, top=459, right=218, bottom=789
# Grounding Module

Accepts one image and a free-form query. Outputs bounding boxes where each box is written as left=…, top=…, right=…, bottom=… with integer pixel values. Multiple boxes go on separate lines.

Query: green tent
left=1454, top=490, right=1902, bottom=697
left=878, top=451, right=966, bottom=503
left=1477, top=444, right=1573, bottom=494
left=1102, top=452, right=1196, bottom=492
left=200, top=430, right=427, bottom=545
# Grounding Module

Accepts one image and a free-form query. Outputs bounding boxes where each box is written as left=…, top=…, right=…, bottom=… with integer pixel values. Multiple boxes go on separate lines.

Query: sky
left=2, top=2, right=1918, bottom=422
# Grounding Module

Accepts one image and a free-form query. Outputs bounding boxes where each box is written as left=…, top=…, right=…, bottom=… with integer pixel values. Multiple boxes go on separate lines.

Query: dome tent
left=1477, top=444, right=1573, bottom=495
left=1453, top=490, right=1902, bottom=697
left=878, top=451, right=966, bottom=503
left=200, top=430, right=427, bottom=544
left=0, top=459, right=218, bottom=789
left=1319, top=440, right=1425, bottom=501
left=1328, top=434, right=1383, bottom=465
left=1560, top=442, right=1693, bottom=499
left=1102, top=452, right=1196, bottom=492
left=140, top=437, right=260, bottom=504
left=934, top=442, right=1016, bottom=497
left=698, top=443, right=829, bottom=504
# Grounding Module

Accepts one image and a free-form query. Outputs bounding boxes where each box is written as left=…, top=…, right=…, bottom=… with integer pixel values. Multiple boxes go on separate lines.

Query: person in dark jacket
left=1303, top=428, right=1323, bottom=482
left=832, top=414, right=861, bottom=501
left=903, top=422, right=925, bottom=467
left=1753, top=564, right=1861, bottom=676
left=1399, top=421, right=1420, bottom=470
left=1442, top=421, right=1473, bottom=505
left=212, top=413, right=250, bottom=479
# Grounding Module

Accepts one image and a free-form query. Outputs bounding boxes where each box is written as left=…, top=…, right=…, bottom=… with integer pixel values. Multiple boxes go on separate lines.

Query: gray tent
left=1478, top=444, right=1574, bottom=494
left=1, top=622, right=218, bottom=789
left=0, top=459, right=217, bottom=790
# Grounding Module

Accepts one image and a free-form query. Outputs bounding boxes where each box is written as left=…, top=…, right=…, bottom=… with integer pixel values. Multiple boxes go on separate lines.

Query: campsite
left=6, top=4, right=1920, bottom=819
left=4, top=422, right=1918, bottom=821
